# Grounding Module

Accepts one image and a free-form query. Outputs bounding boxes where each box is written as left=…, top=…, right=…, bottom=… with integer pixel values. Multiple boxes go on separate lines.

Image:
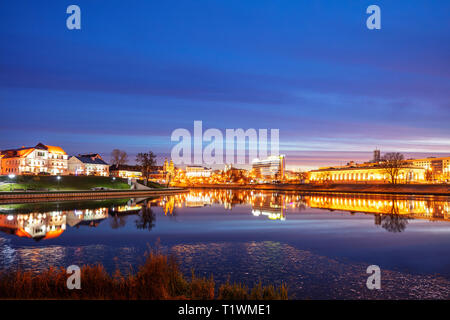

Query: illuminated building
left=251, top=155, right=285, bottom=180
left=309, top=151, right=450, bottom=183
left=147, top=165, right=165, bottom=182
left=109, top=164, right=142, bottom=179
left=186, top=165, right=212, bottom=177
left=222, top=165, right=248, bottom=183
left=284, top=170, right=304, bottom=182
left=406, top=157, right=450, bottom=182
left=162, top=158, right=176, bottom=185
left=0, top=143, right=69, bottom=175
left=68, top=153, right=109, bottom=176
left=163, top=158, right=175, bottom=175
left=309, top=164, right=425, bottom=183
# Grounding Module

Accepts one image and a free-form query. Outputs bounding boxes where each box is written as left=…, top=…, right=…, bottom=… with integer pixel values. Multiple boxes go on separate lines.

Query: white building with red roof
left=0, top=142, right=69, bottom=175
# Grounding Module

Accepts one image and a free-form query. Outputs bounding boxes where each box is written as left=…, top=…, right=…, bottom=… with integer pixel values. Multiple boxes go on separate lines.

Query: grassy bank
left=0, top=175, right=163, bottom=192
left=0, top=252, right=288, bottom=300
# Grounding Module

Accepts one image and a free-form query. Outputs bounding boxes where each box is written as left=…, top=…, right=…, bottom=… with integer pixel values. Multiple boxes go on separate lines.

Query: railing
left=0, top=188, right=188, bottom=202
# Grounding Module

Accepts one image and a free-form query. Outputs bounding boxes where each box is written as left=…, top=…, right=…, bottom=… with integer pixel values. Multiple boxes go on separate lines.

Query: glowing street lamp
left=57, top=175, right=61, bottom=190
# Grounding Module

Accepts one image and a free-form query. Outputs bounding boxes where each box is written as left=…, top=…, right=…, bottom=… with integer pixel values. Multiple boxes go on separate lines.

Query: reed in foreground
left=0, top=252, right=288, bottom=300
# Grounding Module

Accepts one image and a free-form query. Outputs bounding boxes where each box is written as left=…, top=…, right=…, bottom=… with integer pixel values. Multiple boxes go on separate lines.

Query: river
left=1, top=189, right=449, bottom=299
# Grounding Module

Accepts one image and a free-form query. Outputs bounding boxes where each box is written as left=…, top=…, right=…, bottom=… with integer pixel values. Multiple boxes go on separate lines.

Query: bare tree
left=111, top=149, right=128, bottom=166
left=135, top=205, right=155, bottom=231
left=136, top=151, right=157, bottom=182
left=379, top=152, right=406, bottom=184
left=381, top=215, right=408, bottom=233
left=321, top=172, right=332, bottom=184
left=298, top=171, right=309, bottom=183
left=425, top=169, right=433, bottom=182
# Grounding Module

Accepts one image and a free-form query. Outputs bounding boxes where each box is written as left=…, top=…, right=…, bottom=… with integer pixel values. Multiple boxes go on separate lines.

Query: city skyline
left=1, top=140, right=450, bottom=172
left=1, top=1, right=449, bottom=170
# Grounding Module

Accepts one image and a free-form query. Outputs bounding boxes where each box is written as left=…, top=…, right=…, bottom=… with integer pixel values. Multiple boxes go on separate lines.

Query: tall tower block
left=373, top=149, right=381, bottom=162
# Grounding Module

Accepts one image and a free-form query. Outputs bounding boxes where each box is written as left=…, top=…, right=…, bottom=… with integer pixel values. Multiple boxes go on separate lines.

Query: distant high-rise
left=252, top=155, right=285, bottom=180
left=373, top=149, right=381, bottom=162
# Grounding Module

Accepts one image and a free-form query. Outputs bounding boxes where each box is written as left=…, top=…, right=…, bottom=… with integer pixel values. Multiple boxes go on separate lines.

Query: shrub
left=0, top=253, right=288, bottom=300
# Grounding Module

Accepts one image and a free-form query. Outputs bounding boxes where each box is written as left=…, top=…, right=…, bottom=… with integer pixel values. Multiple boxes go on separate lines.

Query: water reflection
left=135, top=205, right=155, bottom=231
left=0, top=190, right=449, bottom=240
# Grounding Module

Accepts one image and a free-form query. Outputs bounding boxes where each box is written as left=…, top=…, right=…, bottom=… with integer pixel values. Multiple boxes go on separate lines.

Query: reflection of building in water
left=251, top=193, right=286, bottom=220
left=1, top=191, right=447, bottom=241
left=184, top=193, right=213, bottom=207
left=66, top=208, right=108, bottom=228
left=173, top=189, right=256, bottom=210
left=305, top=194, right=450, bottom=222
left=0, top=208, right=109, bottom=240
left=0, top=211, right=66, bottom=240
left=171, top=189, right=450, bottom=224
left=174, top=189, right=288, bottom=220
left=110, top=204, right=142, bottom=213
left=161, top=196, right=175, bottom=215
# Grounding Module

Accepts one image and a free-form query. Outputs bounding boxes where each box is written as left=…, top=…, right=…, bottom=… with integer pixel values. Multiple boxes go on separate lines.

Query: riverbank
left=0, top=251, right=288, bottom=300
left=0, top=188, right=187, bottom=204
left=181, top=183, right=450, bottom=196
left=0, top=175, right=163, bottom=192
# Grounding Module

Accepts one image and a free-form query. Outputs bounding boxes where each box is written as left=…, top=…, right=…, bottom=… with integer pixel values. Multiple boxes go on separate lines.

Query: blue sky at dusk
left=1, top=1, right=449, bottom=169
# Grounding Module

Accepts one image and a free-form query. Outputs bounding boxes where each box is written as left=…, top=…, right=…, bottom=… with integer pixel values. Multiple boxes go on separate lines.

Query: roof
left=73, top=156, right=108, bottom=165
left=78, top=153, right=103, bottom=160
left=45, top=145, right=67, bottom=155
left=407, top=157, right=450, bottom=162
left=16, top=148, right=34, bottom=158
left=1, top=147, right=34, bottom=159
left=0, top=143, right=67, bottom=158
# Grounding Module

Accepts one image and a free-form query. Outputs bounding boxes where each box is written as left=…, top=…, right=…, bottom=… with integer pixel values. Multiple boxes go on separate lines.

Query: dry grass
left=0, top=252, right=288, bottom=300
left=218, top=279, right=288, bottom=300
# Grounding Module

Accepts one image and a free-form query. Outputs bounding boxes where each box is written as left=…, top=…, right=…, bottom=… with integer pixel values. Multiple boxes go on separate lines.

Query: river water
left=1, top=189, right=449, bottom=299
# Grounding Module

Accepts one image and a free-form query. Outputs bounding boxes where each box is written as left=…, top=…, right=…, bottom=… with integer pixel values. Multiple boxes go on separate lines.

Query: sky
left=0, top=1, right=449, bottom=170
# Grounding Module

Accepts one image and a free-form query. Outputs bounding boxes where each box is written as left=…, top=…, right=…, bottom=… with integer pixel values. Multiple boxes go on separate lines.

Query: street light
left=57, top=175, right=61, bottom=190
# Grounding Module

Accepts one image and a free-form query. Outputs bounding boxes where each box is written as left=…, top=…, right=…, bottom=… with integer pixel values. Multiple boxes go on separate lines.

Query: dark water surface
left=1, top=189, right=449, bottom=299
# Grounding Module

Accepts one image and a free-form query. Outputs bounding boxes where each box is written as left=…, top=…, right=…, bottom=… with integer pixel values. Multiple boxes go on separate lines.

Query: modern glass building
left=251, top=155, right=285, bottom=180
